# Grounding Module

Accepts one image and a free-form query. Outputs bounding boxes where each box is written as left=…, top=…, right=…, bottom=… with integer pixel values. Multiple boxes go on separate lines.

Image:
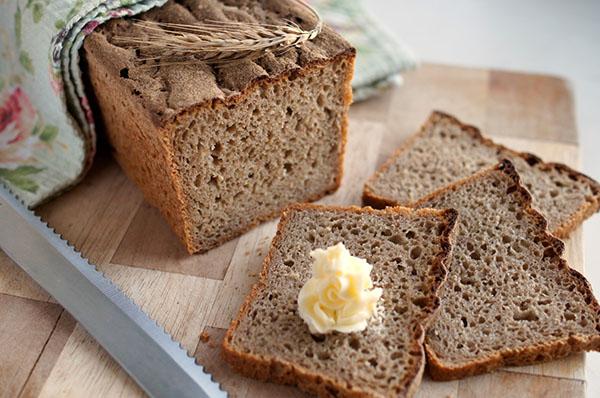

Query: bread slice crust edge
left=222, top=203, right=458, bottom=397
left=362, top=111, right=600, bottom=239
left=413, top=160, right=600, bottom=381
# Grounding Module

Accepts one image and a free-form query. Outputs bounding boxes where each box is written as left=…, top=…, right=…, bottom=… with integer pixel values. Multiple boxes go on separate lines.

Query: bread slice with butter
left=413, top=160, right=600, bottom=380
left=363, top=111, right=600, bottom=238
left=223, top=203, right=458, bottom=398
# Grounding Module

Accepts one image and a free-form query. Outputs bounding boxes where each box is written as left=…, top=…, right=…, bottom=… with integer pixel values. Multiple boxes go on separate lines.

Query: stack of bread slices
left=223, top=111, right=600, bottom=397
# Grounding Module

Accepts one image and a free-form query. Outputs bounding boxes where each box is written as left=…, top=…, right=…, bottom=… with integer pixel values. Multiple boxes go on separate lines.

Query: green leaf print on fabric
left=66, top=0, right=84, bottom=22
left=30, top=121, right=42, bottom=136
left=33, top=2, right=45, bottom=23
left=0, top=166, right=44, bottom=194
left=19, top=51, right=34, bottom=74
left=55, top=19, right=66, bottom=30
left=39, top=125, right=58, bottom=142
left=15, top=5, right=22, bottom=47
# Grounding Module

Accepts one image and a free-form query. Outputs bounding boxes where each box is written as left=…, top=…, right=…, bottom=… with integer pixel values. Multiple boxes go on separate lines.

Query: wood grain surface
left=0, top=64, right=590, bottom=398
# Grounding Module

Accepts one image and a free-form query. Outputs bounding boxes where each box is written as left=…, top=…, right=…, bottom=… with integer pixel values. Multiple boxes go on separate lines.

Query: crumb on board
left=199, top=331, right=210, bottom=343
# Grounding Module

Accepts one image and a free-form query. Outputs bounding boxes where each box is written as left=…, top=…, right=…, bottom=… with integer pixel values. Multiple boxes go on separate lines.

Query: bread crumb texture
left=224, top=204, right=458, bottom=398
left=364, top=111, right=600, bottom=238
left=414, top=161, right=600, bottom=380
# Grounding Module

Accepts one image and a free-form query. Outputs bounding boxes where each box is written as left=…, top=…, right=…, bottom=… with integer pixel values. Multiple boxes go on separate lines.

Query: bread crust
left=222, top=203, right=458, bottom=397
left=413, top=160, right=600, bottom=381
left=85, top=26, right=356, bottom=254
left=363, top=111, right=600, bottom=239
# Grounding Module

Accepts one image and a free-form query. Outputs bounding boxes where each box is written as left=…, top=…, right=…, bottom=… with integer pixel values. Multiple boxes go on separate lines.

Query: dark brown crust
left=222, top=203, right=459, bottom=398
left=85, top=23, right=356, bottom=254
left=412, top=160, right=600, bottom=381
left=363, top=111, right=600, bottom=239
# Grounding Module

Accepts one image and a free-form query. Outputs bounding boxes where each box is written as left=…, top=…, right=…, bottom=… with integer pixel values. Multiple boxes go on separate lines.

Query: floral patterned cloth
left=0, top=0, right=414, bottom=207
left=0, top=0, right=168, bottom=206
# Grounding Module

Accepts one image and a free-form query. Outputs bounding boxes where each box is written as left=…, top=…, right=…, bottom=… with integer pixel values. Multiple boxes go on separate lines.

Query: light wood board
left=0, top=64, right=589, bottom=397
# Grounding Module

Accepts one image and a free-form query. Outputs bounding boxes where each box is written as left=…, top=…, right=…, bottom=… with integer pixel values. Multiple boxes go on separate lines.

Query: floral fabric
left=0, top=0, right=414, bottom=206
left=0, top=0, right=167, bottom=206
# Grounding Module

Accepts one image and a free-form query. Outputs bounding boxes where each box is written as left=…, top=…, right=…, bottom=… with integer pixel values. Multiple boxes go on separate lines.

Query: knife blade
left=0, top=184, right=226, bottom=398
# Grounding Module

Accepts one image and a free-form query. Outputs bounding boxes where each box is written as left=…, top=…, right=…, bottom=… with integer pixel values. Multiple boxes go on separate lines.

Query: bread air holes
left=513, top=308, right=539, bottom=322
left=412, top=296, right=429, bottom=308
left=409, top=246, right=422, bottom=260
left=311, top=334, right=326, bottom=343
left=389, top=232, right=408, bottom=245
left=469, top=250, right=481, bottom=261
left=283, top=260, right=294, bottom=267
left=461, top=317, right=468, bottom=327
left=193, top=174, right=203, bottom=188
left=394, top=305, right=408, bottom=315
left=564, top=312, right=576, bottom=321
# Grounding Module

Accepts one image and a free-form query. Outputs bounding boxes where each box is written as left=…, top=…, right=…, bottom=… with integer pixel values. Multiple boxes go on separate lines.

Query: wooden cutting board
left=0, top=63, right=587, bottom=398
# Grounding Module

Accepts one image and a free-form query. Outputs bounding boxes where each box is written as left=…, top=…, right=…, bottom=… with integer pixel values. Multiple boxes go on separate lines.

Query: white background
left=367, top=0, right=600, bottom=395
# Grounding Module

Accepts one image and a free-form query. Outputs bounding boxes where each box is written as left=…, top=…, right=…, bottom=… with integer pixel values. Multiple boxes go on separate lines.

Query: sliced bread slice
left=363, top=111, right=600, bottom=238
left=412, top=160, right=600, bottom=380
left=223, top=203, right=458, bottom=397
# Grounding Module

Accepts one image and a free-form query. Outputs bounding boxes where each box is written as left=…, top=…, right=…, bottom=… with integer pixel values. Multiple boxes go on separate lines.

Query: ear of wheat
left=113, top=0, right=322, bottom=65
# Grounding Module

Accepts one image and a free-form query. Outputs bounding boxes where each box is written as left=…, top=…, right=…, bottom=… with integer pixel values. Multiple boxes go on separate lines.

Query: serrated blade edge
left=0, top=184, right=226, bottom=398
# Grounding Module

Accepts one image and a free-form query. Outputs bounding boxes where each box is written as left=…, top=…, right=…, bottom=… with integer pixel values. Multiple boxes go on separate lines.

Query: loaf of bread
left=363, top=111, right=600, bottom=238
left=413, top=160, right=600, bottom=380
left=83, top=0, right=355, bottom=253
left=223, top=204, right=458, bottom=397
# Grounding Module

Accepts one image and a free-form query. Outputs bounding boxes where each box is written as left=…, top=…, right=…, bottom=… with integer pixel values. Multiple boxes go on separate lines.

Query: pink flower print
left=108, top=8, right=135, bottom=18
left=80, top=96, right=95, bottom=125
left=83, top=20, right=100, bottom=35
left=0, top=87, right=41, bottom=168
left=49, top=65, right=64, bottom=95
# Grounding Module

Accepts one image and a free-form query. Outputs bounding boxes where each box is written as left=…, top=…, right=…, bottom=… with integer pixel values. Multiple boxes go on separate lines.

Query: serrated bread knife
left=0, top=184, right=226, bottom=398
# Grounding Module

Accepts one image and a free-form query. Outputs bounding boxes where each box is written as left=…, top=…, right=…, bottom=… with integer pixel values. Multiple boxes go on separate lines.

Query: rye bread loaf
left=83, top=0, right=355, bottom=254
left=223, top=203, right=458, bottom=397
left=363, top=111, right=600, bottom=238
left=412, top=160, right=600, bottom=381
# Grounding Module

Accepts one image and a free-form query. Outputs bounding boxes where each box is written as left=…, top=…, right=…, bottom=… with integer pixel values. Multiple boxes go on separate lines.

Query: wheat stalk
left=113, top=0, right=322, bottom=65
